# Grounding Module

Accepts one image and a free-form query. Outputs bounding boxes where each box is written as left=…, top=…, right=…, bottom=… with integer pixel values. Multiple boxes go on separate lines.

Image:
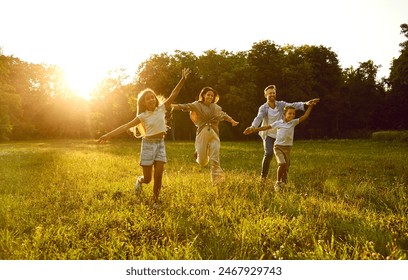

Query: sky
left=1, top=0, right=407, bottom=98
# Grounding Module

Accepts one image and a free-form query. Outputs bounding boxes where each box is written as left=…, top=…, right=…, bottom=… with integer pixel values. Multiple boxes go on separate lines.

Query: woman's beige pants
left=195, top=127, right=225, bottom=185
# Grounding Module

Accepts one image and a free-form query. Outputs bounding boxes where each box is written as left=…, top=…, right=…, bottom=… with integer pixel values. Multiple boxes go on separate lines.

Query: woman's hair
left=198, top=86, right=219, bottom=103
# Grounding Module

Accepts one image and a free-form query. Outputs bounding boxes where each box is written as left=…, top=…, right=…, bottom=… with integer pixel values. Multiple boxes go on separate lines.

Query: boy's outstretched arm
left=298, top=103, right=316, bottom=124
left=305, top=98, right=320, bottom=106
left=164, top=68, right=191, bottom=108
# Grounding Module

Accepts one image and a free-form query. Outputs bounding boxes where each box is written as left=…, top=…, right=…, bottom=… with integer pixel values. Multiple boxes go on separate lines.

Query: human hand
left=97, top=134, right=110, bottom=144
left=231, top=120, right=239, bottom=127
left=243, top=127, right=254, bottom=135
left=306, top=98, right=320, bottom=106
left=182, top=68, right=192, bottom=80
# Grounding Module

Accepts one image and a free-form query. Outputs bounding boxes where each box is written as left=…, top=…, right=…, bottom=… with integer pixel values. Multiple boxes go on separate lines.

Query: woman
left=172, top=87, right=238, bottom=185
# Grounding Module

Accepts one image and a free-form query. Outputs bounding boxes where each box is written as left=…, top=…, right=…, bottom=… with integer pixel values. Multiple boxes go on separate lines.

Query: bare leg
left=152, top=161, right=164, bottom=203
left=141, top=166, right=153, bottom=184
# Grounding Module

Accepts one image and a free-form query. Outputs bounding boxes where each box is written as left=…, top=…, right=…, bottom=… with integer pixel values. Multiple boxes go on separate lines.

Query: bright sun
left=63, top=66, right=104, bottom=100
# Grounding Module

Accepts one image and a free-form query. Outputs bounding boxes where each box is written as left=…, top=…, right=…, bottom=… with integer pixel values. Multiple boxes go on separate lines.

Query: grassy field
left=0, top=139, right=407, bottom=260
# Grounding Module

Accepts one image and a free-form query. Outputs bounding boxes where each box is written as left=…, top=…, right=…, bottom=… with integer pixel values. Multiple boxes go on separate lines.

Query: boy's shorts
left=274, top=145, right=291, bottom=166
left=140, top=138, right=167, bottom=166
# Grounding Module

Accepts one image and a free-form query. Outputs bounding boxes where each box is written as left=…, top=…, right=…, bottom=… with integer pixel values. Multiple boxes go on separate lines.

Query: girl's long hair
left=129, top=88, right=165, bottom=138
left=136, top=88, right=160, bottom=115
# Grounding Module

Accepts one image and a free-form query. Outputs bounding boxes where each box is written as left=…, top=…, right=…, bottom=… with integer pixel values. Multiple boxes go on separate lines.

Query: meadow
left=0, top=139, right=407, bottom=260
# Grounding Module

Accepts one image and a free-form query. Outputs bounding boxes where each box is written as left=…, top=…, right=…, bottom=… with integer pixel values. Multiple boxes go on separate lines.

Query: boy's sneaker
left=134, top=176, right=143, bottom=194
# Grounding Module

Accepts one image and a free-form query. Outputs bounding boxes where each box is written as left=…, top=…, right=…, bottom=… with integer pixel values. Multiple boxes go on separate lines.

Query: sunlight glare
left=63, top=66, right=104, bottom=100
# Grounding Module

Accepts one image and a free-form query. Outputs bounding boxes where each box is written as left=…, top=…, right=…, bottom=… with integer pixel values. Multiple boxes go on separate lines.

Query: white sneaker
left=134, top=176, right=143, bottom=194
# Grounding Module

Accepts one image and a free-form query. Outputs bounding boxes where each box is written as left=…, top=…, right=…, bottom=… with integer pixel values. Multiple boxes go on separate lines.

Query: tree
left=342, top=61, right=385, bottom=135
left=0, top=55, right=22, bottom=140
left=91, top=69, right=135, bottom=138
left=276, top=45, right=343, bottom=138
left=247, top=40, right=285, bottom=105
left=388, top=23, right=408, bottom=129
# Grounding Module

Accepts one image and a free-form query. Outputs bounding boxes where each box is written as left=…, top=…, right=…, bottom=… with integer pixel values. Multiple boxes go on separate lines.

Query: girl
left=97, top=68, right=191, bottom=206
left=172, top=87, right=239, bottom=185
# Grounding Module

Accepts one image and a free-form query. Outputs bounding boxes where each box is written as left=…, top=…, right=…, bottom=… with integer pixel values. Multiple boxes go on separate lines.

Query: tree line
left=1, top=24, right=407, bottom=141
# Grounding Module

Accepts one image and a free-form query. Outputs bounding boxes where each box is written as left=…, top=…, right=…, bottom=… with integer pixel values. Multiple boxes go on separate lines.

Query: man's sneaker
left=134, top=176, right=143, bottom=194
left=274, top=181, right=282, bottom=191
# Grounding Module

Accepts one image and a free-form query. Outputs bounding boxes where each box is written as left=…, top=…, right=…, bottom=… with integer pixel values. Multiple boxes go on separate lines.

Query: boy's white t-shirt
left=137, top=104, right=167, bottom=137
left=272, top=119, right=300, bottom=146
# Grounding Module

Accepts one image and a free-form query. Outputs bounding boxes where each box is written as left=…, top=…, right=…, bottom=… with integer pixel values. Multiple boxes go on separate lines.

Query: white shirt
left=137, top=104, right=167, bottom=137
left=266, top=107, right=281, bottom=138
left=272, top=119, right=300, bottom=146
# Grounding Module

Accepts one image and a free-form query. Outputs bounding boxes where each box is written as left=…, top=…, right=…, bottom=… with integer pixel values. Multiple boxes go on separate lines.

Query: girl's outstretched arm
left=97, top=117, right=141, bottom=144
left=164, top=68, right=191, bottom=108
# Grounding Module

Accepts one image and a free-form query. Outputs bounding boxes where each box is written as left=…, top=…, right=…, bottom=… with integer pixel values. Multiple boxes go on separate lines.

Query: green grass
left=0, top=139, right=407, bottom=260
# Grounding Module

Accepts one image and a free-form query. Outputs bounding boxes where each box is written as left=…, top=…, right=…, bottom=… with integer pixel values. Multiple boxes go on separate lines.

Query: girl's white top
left=137, top=104, right=167, bottom=137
